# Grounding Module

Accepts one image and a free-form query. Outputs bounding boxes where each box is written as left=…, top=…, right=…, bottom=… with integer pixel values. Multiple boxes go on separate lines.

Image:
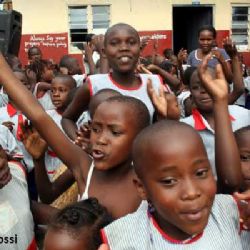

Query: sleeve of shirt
left=219, top=48, right=230, bottom=61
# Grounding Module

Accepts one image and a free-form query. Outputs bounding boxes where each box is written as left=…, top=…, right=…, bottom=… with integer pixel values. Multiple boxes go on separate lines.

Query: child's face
left=50, top=79, right=72, bottom=110
left=43, top=229, right=86, bottom=250
left=190, top=70, right=213, bottom=112
left=90, top=101, right=138, bottom=170
left=42, top=66, right=54, bottom=82
left=198, top=30, right=214, bottom=53
left=28, top=48, right=42, bottom=62
left=103, top=26, right=140, bottom=73
left=13, top=72, right=31, bottom=91
left=236, top=131, right=250, bottom=190
left=137, top=130, right=216, bottom=240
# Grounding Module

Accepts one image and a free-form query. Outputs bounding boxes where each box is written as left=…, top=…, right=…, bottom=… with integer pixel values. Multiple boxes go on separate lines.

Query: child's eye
left=240, top=155, right=250, bottom=162
left=196, top=169, right=208, bottom=178
left=112, top=130, right=122, bottom=136
left=161, top=178, right=177, bottom=186
left=128, top=39, right=137, bottom=45
left=110, top=40, right=118, bottom=46
left=92, top=126, right=100, bottom=133
left=191, top=85, right=200, bottom=90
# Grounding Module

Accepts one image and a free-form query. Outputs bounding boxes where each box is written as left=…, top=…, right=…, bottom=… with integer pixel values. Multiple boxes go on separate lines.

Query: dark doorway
left=173, top=6, right=213, bottom=54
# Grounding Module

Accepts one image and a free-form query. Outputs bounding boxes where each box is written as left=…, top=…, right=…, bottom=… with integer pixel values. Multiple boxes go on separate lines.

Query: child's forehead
left=106, top=26, right=139, bottom=40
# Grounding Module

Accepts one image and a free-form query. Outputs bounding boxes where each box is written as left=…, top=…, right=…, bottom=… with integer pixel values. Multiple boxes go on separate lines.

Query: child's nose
left=96, top=132, right=108, bottom=145
left=181, top=179, right=201, bottom=201
left=119, top=42, right=129, bottom=50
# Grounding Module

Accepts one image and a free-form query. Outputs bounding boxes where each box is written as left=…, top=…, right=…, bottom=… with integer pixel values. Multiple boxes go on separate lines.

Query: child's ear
left=133, top=175, right=147, bottom=200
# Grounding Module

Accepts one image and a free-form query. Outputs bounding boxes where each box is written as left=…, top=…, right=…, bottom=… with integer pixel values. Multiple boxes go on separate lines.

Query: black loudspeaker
left=0, top=10, right=22, bottom=56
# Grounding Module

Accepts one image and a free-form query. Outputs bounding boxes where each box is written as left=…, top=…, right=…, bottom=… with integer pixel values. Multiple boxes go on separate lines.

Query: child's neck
left=198, top=48, right=210, bottom=58
left=56, top=107, right=65, bottom=114
left=152, top=211, right=195, bottom=241
left=94, top=160, right=133, bottom=182
left=111, top=70, right=140, bottom=88
left=199, top=109, right=215, bottom=130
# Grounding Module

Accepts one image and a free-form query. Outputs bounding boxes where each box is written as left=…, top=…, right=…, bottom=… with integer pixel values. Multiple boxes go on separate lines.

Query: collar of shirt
left=192, top=109, right=235, bottom=132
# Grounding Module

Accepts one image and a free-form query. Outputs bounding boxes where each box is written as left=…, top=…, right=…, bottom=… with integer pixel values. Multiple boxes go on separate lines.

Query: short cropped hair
left=234, top=125, right=250, bottom=140
left=132, top=120, right=203, bottom=178
left=89, top=89, right=121, bottom=119
left=104, top=95, right=150, bottom=131
left=198, top=25, right=217, bottom=39
left=104, top=23, right=140, bottom=46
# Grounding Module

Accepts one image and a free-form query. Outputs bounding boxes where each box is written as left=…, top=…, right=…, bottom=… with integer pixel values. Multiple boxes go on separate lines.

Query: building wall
left=12, top=0, right=250, bottom=66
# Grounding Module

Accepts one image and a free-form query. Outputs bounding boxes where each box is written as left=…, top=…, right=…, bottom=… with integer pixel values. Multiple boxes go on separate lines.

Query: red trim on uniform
left=7, top=103, right=24, bottom=141
left=47, top=170, right=56, bottom=175
left=192, top=109, right=206, bottom=130
left=108, top=73, right=143, bottom=90
left=87, top=78, right=93, bottom=97
left=100, top=229, right=109, bottom=244
left=229, top=115, right=236, bottom=121
left=16, top=114, right=24, bottom=141
left=48, top=150, right=57, bottom=157
left=157, top=74, right=171, bottom=93
left=9, top=160, right=27, bottom=177
left=35, top=83, right=46, bottom=99
left=7, top=103, right=17, bottom=116
left=192, top=109, right=236, bottom=131
left=55, top=109, right=63, bottom=115
left=27, top=236, right=37, bottom=250
left=147, top=210, right=203, bottom=244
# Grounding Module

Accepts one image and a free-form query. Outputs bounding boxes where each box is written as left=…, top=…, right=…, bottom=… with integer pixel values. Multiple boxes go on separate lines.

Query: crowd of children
left=0, top=22, right=249, bottom=250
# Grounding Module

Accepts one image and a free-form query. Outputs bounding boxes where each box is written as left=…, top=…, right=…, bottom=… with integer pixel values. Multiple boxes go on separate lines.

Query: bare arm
left=212, top=48, right=233, bottom=83
left=223, top=39, right=245, bottom=104
left=0, top=52, right=89, bottom=190
left=61, top=83, right=91, bottom=140
left=34, top=156, right=75, bottom=204
left=84, top=43, right=96, bottom=75
left=199, top=55, right=242, bottom=193
left=31, top=201, right=58, bottom=225
left=147, top=64, right=181, bottom=92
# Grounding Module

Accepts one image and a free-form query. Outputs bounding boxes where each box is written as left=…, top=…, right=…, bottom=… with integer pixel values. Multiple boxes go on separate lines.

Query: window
left=68, top=5, right=110, bottom=51
left=231, top=6, right=250, bottom=50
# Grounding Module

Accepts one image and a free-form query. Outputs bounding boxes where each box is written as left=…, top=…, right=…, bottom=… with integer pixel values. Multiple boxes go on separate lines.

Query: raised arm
left=211, top=47, right=233, bottom=83
left=61, top=83, right=91, bottom=140
left=223, top=38, right=245, bottom=104
left=199, top=54, right=242, bottom=193
left=20, top=123, right=76, bottom=204
left=0, top=52, right=89, bottom=186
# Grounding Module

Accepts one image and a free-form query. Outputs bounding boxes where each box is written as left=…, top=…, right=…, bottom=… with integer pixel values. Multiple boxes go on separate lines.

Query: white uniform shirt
left=45, top=109, right=63, bottom=181
left=102, top=195, right=245, bottom=250
left=88, top=73, right=165, bottom=122
left=181, top=105, right=250, bottom=178
left=33, top=82, right=54, bottom=111
left=0, top=104, right=34, bottom=172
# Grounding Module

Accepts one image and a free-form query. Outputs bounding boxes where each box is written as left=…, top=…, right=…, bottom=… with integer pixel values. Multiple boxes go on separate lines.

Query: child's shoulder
left=102, top=201, right=148, bottom=244
left=210, top=194, right=240, bottom=227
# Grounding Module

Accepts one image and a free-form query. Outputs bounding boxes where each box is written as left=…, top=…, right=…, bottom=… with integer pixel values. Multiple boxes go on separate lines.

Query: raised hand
left=19, top=120, right=48, bottom=160
left=0, top=146, right=11, bottom=189
left=177, top=48, right=188, bottom=64
left=74, top=122, right=91, bottom=153
left=136, top=64, right=152, bottom=74
left=223, top=37, right=238, bottom=59
left=198, top=54, right=228, bottom=102
left=234, top=191, right=250, bottom=230
left=147, top=78, right=167, bottom=118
